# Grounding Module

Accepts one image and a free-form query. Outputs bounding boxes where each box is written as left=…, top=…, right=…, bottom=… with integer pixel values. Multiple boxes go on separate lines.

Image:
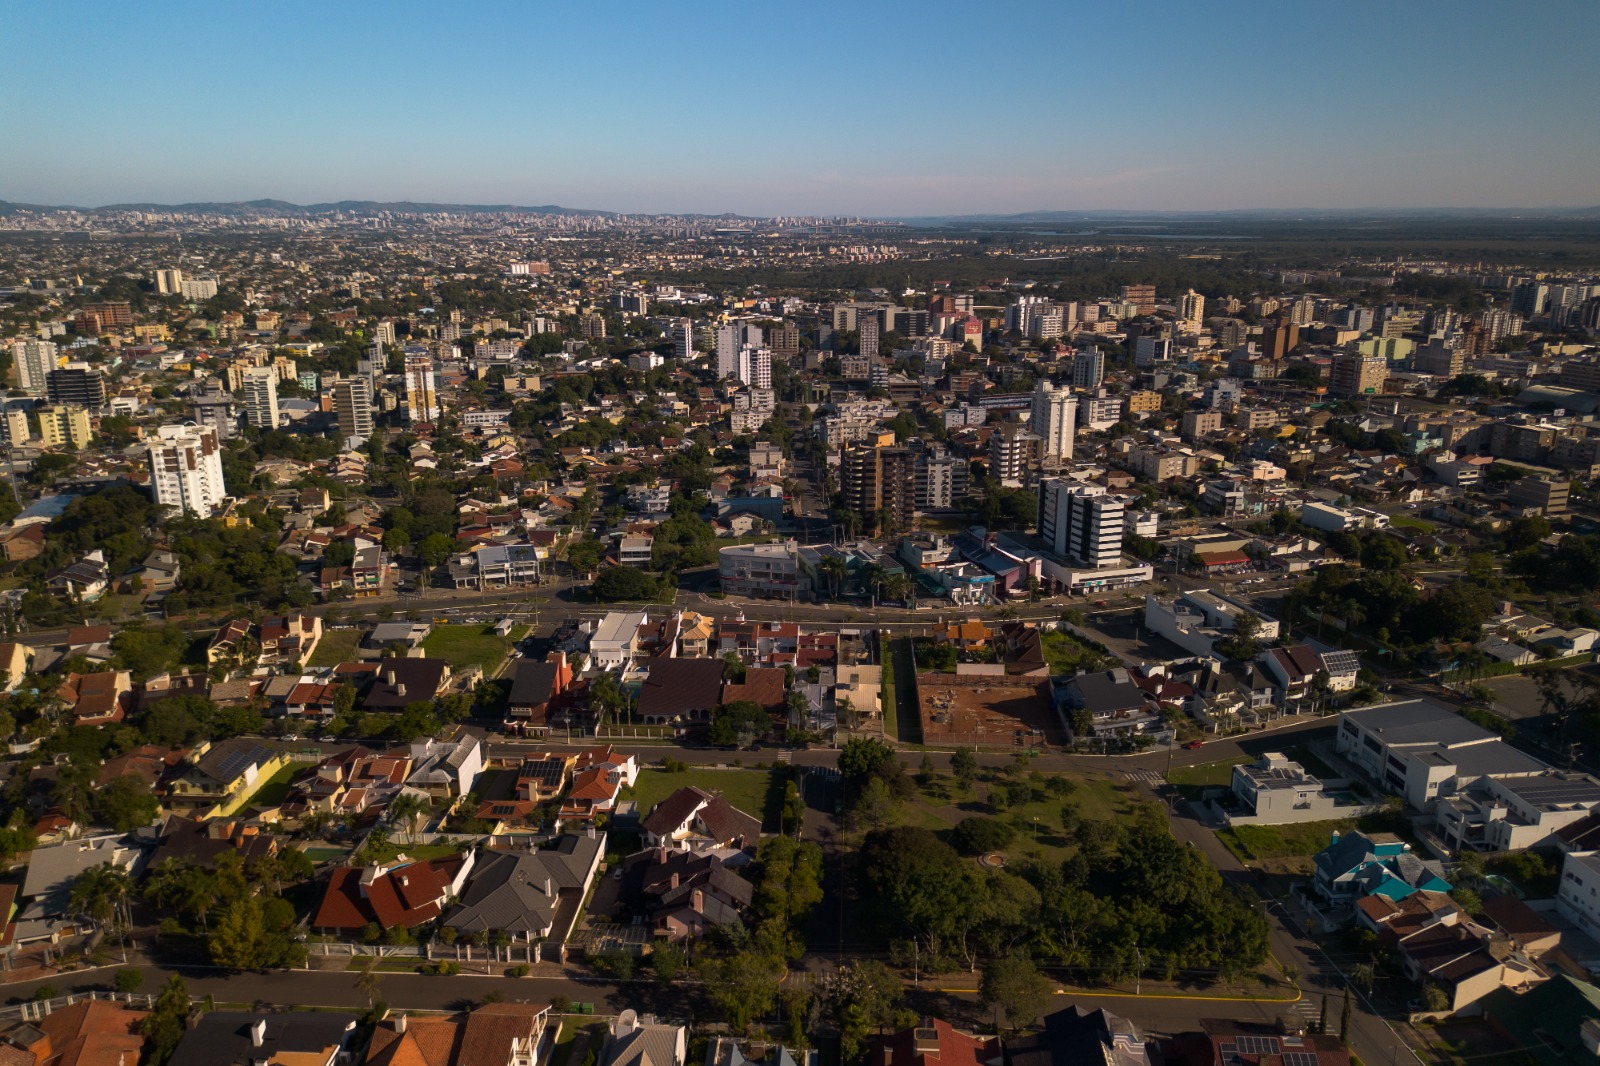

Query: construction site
left=915, top=670, right=1065, bottom=748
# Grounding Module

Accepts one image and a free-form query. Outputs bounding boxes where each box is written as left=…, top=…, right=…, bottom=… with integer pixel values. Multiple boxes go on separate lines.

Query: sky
left=2, top=0, right=1598, bottom=216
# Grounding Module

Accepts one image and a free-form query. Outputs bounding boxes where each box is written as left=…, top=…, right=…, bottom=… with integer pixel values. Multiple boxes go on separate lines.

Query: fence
left=0, top=990, right=155, bottom=1024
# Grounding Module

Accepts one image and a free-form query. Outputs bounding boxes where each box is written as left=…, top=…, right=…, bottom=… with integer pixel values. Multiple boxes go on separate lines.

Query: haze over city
left=3, top=0, right=1599, bottom=215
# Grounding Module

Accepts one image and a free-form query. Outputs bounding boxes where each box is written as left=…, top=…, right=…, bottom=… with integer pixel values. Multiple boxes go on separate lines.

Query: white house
left=590, top=611, right=648, bottom=670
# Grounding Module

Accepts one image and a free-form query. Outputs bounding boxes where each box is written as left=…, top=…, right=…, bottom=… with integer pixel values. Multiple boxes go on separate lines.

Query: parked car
left=1183, top=739, right=1204, bottom=750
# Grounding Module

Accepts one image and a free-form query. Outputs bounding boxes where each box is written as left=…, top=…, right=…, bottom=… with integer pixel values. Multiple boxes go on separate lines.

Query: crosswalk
left=1122, top=769, right=1164, bottom=785
left=1287, top=995, right=1324, bottom=1031
left=774, top=751, right=792, bottom=764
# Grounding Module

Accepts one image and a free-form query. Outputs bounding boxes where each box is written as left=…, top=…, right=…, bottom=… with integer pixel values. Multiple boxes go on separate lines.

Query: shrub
left=951, top=816, right=1016, bottom=855
left=508, top=964, right=530, bottom=978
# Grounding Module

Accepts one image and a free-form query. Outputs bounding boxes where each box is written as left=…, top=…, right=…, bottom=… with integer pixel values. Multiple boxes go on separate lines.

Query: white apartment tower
left=148, top=423, right=229, bottom=516
left=333, top=377, right=374, bottom=440
left=1029, top=379, right=1077, bottom=464
left=1179, top=289, right=1206, bottom=328
left=404, top=353, right=441, bottom=422
left=241, top=366, right=280, bottom=429
left=12, top=339, right=56, bottom=393
left=1071, top=349, right=1104, bottom=390
left=1038, top=479, right=1124, bottom=569
left=672, top=319, right=694, bottom=362
left=715, top=324, right=739, bottom=380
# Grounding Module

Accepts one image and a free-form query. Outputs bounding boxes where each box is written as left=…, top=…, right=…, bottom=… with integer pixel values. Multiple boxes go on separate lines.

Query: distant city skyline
left=3, top=0, right=1597, bottom=216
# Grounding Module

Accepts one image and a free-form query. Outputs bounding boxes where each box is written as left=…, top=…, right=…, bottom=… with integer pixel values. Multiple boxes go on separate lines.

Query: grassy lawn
left=1216, top=818, right=1355, bottom=863
left=899, top=771, right=1139, bottom=862
left=363, top=841, right=466, bottom=865
left=625, top=767, right=786, bottom=831
left=1168, top=756, right=1249, bottom=800
left=237, top=763, right=300, bottom=809
left=1389, top=515, right=1438, bottom=532
left=882, top=635, right=898, bottom=741
left=1041, top=630, right=1114, bottom=673
left=421, top=624, right=524, bottom=673
left=310, top=628, right=364, bottom=668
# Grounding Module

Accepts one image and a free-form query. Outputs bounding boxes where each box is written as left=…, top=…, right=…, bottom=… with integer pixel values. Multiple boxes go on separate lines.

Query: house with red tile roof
left=366, top=1002, right=550, bottom=1066
left=869, top=1019, right=1001, bottom=1066
left=313, top=853, right=475, bottom=934
left=56, top=670, right=132, bottom=726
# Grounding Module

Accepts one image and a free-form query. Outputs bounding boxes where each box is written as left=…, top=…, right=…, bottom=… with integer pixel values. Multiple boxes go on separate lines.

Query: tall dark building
left=46, top=365, right=106, bottom=408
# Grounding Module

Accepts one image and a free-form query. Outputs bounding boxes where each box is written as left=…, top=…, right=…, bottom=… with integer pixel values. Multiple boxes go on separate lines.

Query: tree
left=114, top=968, right=142, bottom=994
left=951, top=747, right=978, bottom=789
left=354, top=957, right=383, bottom=1008
left=981, top=953, right=1053, bottom=1029
left=838, top=736, right=896, bottom=784
left=951, top=816, right=1015, bottom=855
left=593, top=566, right=658, bottom=602
left=417, top=533, right=456, bottom=567
left=140, top=977, right=192, bottom=1066
left=1213, top=610, right=1263, bottom=660
left=853, top=776, right=898, bottom=832
left=700, top=951, right=785, bottom=1035
left=69, top=863, right=133, bottom=944
left=708, top=700, right=770, bottom=748
left=92, top=773, right=160, bottom=832
left=825, top=960, right=903, bottom=1062
left=652, top=939, right=685, bottom=985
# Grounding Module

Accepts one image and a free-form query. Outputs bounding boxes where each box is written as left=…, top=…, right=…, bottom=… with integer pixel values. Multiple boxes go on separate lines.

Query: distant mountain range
left=0, top=199, right=613, bottom=218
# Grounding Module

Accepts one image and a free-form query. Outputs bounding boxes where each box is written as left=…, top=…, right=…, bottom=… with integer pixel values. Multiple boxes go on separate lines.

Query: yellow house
left=166, top=738, right=290, bottom=818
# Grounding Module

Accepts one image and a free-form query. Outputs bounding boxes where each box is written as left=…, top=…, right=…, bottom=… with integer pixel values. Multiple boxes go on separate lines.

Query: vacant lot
left=309, top=628, right=363, bottom=668
left=1216, top=818, right=1355, bottom=862
left=1169, top=756, right=1249, bottom=799
left=421, top=624, right=528, bottom=672
left=625, top=766, right=787, bottom=831
left=897, top=770, right=1140, bottom=862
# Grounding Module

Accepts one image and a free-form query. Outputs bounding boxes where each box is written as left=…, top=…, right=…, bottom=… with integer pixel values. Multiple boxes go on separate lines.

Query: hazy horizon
left=4, top=0, right=1597, bottom=216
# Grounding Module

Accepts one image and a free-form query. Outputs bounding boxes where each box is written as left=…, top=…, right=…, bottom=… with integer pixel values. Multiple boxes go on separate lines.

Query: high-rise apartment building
left=840, top=442, right=918, bottom=535
left=1, top=406, right=30, bottom=445
left=11, top=339, right=57, bottom=392
left=1120, top=284, right=1157, bottom=316
left=190, top=387, right=240, bottom=441
left=46, top=363, right=106, bottom=408
left=1037, top=480, right=1124, bottom=568
left=715, top=324, right=763, bottom=379
left=1071, top=350, right=1104, bottom=390
left=769, top=322, right=800, bottom=356
left=672, top=319, right=694, bottom=362
left=37, top=404, right=92, bottom=449
left=179, top=276, right=219, bottom=301
left=333, top=377, right=374, bottom=441
left=1029, top=379, right=1077, bottom=464
left=859, top=311, right=880, bottom=361
left=374, top=320, right=397, bottom=347
left=403, top=354, right=440, bottom=423
left=915, top=445, right=956, bottom=510
left=579, top=314, right=607, bottom=341
left=1179, top=289, right=1205, bottom=327
left=989, top=422, right=1042, bottom=488
left=242, top=366, right=280, bottom=429
left=147, top=423, right=228, bottom=516
left=1330, top=352, right=1388, bottom=397
left=1259, top=323, right=1300, bottom=361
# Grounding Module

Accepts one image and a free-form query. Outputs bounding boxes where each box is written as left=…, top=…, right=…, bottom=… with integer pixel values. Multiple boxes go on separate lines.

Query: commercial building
left=718, top=541, right=810, bottom=600
left=1435, top=772, right=1600, bottom=854
left=36, top=404, right=92, bottom=448
left=332, top=377, right=374, bottom=441
left=1508, top=475, right=1570, bottom=516
left=147, top=422, right=229, bottom=516
left=1142, top=588, right=1280, bottom=659
left=404, top=353, right=440, bottom=422
left=1037, top=479, right=1123, bottom=568
left=241, top=366, right=280, bottom=429
left=1335, top=701, right=1550, bottom=811
left=46, top=363, right=106, bottom=408
left=1029, top=379, right=1077, bottom=464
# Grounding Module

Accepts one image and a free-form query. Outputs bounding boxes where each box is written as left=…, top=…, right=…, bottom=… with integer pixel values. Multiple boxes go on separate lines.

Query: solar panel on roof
left=1284, top=1054, right=1319, bottom=1066
left=1236, top=1035, right=1281, bottom=1055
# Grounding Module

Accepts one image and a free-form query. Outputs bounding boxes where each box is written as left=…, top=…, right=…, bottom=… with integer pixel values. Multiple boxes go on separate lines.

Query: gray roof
left=445, top=833, right=603, bottom=935
left=605, top=1016, right=685, bottom=1066
left=1417, top=739, right=1548, bottom=778
left=1343, top=700, right=1495, bottom=748
left=167, top=1011, right=358, bottom=1066
left=20, top=835, right=145, bottom=918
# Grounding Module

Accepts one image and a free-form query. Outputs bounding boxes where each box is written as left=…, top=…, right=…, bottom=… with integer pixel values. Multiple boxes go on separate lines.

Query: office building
left=46, top=363, right=106, bottom=408
left=242, top=366, right=280, bottom=429
left=1029, top=379, right=1077, bottom=464
left=403, top=354, right=440, bottom=423
left=1508, top=476, right=1570, bottom=516
left=1330, top=352, right=1388, bottom=397
left=11, top=339, right=56, bottom=392
left=1179, top=288, right=1205, bottom=327
left=37, top=404, right=92, bottom=449
left=1071, top=349, right=1104, bottom=390
left=333, top=377, right=374, bottom=441
left=989, top=422, right=1042, bottom=488
left=147, top=423, right=229, bottom=516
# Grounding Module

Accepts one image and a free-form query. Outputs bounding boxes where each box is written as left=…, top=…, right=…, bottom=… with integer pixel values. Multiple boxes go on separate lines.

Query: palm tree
left=354, top=957, right=383, bottom=1009
left=386, top=793, right=428, bottom=845
left=861, top=564, right=886, bottom=607
left=70, top=863, right=134, bottom=946
left=819, top=556, right=847, bottom=601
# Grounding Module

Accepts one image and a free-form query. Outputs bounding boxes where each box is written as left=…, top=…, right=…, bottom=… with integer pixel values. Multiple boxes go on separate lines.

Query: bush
left=424, top=960, right=461, bottom=976
left=951, top=816, right=1016, bottom=855
left=113, top=969, right=143, bottom=994
left=508, top=964, right=530, bottom=978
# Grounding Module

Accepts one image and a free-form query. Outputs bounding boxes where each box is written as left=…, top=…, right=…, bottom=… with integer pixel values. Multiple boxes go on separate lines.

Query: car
left=1183, top=739, right=1205, bottom=749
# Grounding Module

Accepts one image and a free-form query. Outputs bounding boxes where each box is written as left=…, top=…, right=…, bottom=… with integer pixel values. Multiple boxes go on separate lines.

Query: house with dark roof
left=443, top=832, right=604, bottom=946
left=148, top=813, right=278, bottom=870
left=365, top=1003, right=551, bottom=1066
left=1311, top=829, right=1451, bottom=919
left=55, top=670, right=132, bottom=726
left=1394, top=916, right=1545, bottom=1014
left=507, top=652, right=575, bottom=727
left=638, top=659, right=724, bottom=726
left=165, top=738, right=288, bottom=817
left=1056, top=668, right=1161, bottom=738
left=707, top=1036, right=817, bottom=1066
left=618, top=846, right=753, bottom=940
left=1259, top=643, right=1327, bottom=709
left=363, top=659, right=452, bottom=711
left=1160, top=1020, right=1350, bottom=1066
left=313, top=853, right=475, bottom=934
left=1005, top=1005, right=1152, bottom=1066
left=166, top=1010, right=358, bottom=1066
left=517, top=753, right=575, bottom=802
left=640, top=786, right=760, bottom=852
left=602, top=1011, right=687, bottom=1066
left=1482, top=973, right=1600, bottom=1066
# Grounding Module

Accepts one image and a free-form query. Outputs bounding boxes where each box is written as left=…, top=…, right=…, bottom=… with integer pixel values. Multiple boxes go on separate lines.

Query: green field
left=625, top=767, right=787, bottom=831
left=1168, top=756, right=1250, bottom=799
left=421, top=624, right=529, bottom=673
left=1216, top=818, right=1356, bottom=862
left=309, top=628, right=363, bottom=667
left=896, top=772, right=1139, bottom=861
left=364, top=841, right=467, bottom=865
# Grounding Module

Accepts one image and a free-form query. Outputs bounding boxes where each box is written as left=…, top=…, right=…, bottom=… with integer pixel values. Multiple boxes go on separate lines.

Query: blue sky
left=2, top=0, right=1596, bottom=215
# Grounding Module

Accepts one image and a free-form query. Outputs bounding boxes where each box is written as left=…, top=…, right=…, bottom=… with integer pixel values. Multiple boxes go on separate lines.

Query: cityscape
left=2, top=3, right=1600, bottom=1066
